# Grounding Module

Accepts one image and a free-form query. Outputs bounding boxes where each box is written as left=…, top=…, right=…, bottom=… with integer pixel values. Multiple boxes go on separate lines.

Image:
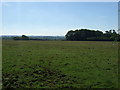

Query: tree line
left=13, top=35, right=65, bottom=40
left=13, top=29, right=120, bottom=41
left=65, top=29, right=120, bottom=41
left=13, top=35, right=29, bottom=40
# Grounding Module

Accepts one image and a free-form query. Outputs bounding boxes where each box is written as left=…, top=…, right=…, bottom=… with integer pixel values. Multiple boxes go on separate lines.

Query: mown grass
left=2, top=40, right=119, bottom=88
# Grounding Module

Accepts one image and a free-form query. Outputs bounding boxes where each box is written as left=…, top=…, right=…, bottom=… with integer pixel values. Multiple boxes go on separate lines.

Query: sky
left=1, top=2, right=118, bottom=36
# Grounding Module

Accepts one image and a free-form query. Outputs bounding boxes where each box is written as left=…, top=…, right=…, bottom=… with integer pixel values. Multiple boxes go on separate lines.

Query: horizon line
left=0, top=34, right=65, bottom=36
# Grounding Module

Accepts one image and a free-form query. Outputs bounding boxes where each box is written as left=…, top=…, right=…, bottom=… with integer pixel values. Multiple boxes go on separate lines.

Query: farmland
left=2, top=40, right=119, bottom=88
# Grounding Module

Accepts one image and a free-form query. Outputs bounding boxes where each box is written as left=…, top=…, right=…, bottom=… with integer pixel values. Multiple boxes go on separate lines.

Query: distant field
left=2, top=40, right=119, bottom=88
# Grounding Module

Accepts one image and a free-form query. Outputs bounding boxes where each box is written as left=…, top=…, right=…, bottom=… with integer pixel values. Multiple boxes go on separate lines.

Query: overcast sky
left=1, top=2, right=118, bottom=36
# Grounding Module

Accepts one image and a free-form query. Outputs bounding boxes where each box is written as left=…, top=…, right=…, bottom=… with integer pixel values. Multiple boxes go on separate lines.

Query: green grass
left=2, top=40, right=119, bottom=88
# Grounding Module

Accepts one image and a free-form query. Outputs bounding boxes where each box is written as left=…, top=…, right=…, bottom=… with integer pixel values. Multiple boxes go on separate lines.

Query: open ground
left=2, top=40, right=119, bottom=88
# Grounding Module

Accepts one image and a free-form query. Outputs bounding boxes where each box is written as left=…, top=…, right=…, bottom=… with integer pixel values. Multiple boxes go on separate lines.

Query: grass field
left=2, top=40, right=119, bottom=88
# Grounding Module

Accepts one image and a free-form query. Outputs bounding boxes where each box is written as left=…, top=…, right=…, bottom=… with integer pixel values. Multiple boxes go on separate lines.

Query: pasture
left=2, top=40, right=119, bottom=88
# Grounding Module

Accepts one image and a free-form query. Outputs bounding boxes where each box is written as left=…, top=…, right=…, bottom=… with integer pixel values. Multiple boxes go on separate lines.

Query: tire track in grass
left=2, top=64, right=77, bottom=88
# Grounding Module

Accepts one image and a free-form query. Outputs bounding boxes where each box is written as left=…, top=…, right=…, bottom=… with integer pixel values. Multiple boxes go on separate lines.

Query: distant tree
left=66, top=29, right=103, bottom=41
left=113, top=30, right=117, bottom=34
left=65, top=30, right=75, bottom=41
left=65, top=29, right=120, bottom=41
left=13, top=35, right=29, bottom=40
left=21, top=35, right=29, bottom=40
left=13, top=36, right=20, bottom=40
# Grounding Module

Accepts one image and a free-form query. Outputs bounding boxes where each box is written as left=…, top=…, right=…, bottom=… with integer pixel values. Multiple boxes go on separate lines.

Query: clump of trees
left=13, top=35, right=29, bottom=40
left=65, top=29, right=120, bottom=41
